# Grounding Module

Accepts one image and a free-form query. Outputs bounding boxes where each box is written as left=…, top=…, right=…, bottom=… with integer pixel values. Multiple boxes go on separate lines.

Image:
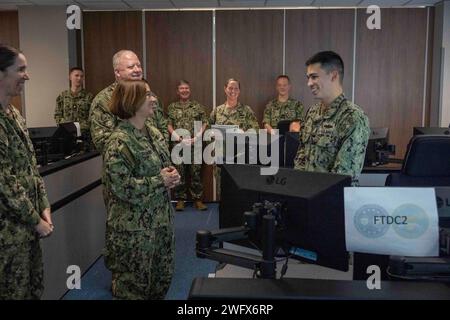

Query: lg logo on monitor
left=266, top=176, right=286, bottom=186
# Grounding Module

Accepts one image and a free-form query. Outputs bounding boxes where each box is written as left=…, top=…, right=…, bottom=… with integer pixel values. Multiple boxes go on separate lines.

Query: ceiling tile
left=266, top=0, right=313, bottom=6
left=405, top=0, right=440, bottom=5
left=79, top=1, right=130, bottom=9
left=219, top=0, right=266, bottom=8
left=126, top=0, right=174, bottom=9
left=358, top=0, right=410, bottom=7
left=27, top=0, right=77, bottom=4
left=171, top=0, right=219, bottom=8
left=314, top=0, right=361, bottom=6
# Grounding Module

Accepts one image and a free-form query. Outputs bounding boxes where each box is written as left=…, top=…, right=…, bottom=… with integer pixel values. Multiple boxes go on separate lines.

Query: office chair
left=381, top=135, right=450, bottom=282
left=276, top=120, right=292, bottom=136
left=355, top=135, right=450, bottom=281
left=385, top=135, right=450, bottom=187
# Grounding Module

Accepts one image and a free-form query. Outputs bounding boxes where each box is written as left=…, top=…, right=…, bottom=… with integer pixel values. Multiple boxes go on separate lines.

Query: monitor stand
left=213, top=242, right=353, bottom=281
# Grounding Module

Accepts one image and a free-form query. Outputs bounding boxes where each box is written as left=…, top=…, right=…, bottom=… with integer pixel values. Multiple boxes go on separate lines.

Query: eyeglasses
left=148, top=100, right=158, bottom=108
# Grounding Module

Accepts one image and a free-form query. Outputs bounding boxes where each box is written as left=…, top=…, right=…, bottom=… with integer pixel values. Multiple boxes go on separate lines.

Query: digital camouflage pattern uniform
left=294, top=94, right=369, bottom=185
left=54, top=89, right=93, bottom=133
left=148, top=98, right=169, bottom=143
left=0, top=104, right=50, bottom=300
left=89, top=82, right=169, bottom=154
left=209, top=102, right=259, bottom=131
left=263, top=98, right=305, bottom=129
left=210, top=102, right=260, bottom=198
left=167, top=100, right=208, bottom=201
left=103, top=120, right=174, bottom=300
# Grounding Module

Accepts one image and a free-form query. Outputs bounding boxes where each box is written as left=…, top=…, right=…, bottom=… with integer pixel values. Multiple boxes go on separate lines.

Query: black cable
left=252, top=265, right=258, bottom=279
left=386, top=266, right=450, bottom=283
left=280, top=255, right=291, bottom=279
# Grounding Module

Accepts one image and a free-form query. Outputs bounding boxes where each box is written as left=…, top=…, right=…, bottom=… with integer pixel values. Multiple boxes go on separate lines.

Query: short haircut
left=0, top=44, right=20, bottom=72
left=69, top=67, right=83, bottom=74
left=276, top=75, right=290, bottom=83
left=305, top=51, right=344, bottom=83
left=112, top=50, right=136, bottom=69
left=177, top=80, right=190, bottom=88
left=224, top=78, right=240, bottom=89
left=109, top=80, right=153, bottom=120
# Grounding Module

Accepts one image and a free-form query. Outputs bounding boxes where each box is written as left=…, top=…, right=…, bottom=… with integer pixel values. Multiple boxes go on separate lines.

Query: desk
left=362, top=162, right=402, bottom=173
left=189, top=277, right=450, bottom=300
left=198, top=243, right=450, bottom=299
left=39, top=152, right=106, bottom=300
left=360, top=163, right=402, bottom=186
left=214, top=243, right=353, bottom=280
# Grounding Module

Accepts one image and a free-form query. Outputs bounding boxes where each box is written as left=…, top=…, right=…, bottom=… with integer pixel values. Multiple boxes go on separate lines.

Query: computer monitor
left=29, top=126, right=58, bottom=140
left=284, top=132, right=300, bottom=168
left=29, top=126, right=59, bottom=165
left=220, top=164, right=352, bottom=271
left=413, top=127, right=450, bottom=136
left=52, top=122, right=80, bottom=156
left=276, top=120, right=292, bottom=136
left=435, top=187, right=450, bottom=228
left=364, top=127, right=394, bottom=166
left=212, top=129, right=282, bottom=166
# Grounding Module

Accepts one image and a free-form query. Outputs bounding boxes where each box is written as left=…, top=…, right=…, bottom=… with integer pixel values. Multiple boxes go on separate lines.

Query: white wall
left=18, top=6, right=69, bottom=127
left=441, top=1, right=450, bottom=127
left=431, top=1, right=450, bottom=127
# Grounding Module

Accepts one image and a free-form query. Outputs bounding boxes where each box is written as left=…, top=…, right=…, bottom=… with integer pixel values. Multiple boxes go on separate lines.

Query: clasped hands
left=161, top=166, right=181, bottom=189
left=35, top=207, right=54, bottom=238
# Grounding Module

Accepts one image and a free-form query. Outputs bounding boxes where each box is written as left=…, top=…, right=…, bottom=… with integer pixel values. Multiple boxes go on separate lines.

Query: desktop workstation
left=190, top=126, right=450, bottom=300
left=191, top=165, right=450, bottom=299
left=28, top=123, right=105, bottom=299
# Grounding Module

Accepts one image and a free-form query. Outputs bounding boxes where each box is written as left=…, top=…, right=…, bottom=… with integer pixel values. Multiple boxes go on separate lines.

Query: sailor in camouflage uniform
left=263, top=75, right=304, bottom=134
left=0, top=45, right=53, bottom=300
left=103, top=80, right=180, bottom=300
left=147, top=96, right=168, bottom=141
left=209, top=79, right=259, bottom=131
left=54, top=67, right=93, bottom=135
left=168, top=80, right=208, bottom=211
left=89, top=50, right=168, bottom=154
left=294, top=51, right=369, bottom=185
left=209, top=79, right=259, bottom=198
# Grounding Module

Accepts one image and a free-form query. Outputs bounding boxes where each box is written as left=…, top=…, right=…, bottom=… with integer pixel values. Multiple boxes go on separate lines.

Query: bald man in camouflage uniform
left=263, top=75, right=304, bottom=133
left=89, top=50, right=168, bottom=154
left=294, top=51, right=369, bottom=185
left=148, top=98, right=168, bottom=141
left=103, top=120, right=174, bottom=300
left=1, top=46, right=53, bottom=299
left=168, top=81, right=208, bottom=211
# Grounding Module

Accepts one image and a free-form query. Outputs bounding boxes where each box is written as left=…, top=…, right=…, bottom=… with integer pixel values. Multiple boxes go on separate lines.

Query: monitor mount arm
left=196, top=212, right=277, bottom=279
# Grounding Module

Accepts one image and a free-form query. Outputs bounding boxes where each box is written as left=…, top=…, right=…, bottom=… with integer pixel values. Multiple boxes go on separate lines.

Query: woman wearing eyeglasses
left=103, top=80, right=180, bottom=300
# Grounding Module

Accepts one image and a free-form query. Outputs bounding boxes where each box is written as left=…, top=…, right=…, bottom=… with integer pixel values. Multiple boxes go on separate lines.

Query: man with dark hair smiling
left=294, top=51, right=369, bottom=185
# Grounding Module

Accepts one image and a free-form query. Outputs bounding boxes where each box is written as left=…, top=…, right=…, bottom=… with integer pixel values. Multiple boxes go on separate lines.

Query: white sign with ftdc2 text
left=344, top=188, right=439, bottom=256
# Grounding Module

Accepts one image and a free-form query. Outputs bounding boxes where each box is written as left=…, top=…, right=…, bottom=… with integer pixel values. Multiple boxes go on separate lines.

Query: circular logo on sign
left=392, top=204, right=429, bottom=239
left=354, top=204, right=390, bottom=238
